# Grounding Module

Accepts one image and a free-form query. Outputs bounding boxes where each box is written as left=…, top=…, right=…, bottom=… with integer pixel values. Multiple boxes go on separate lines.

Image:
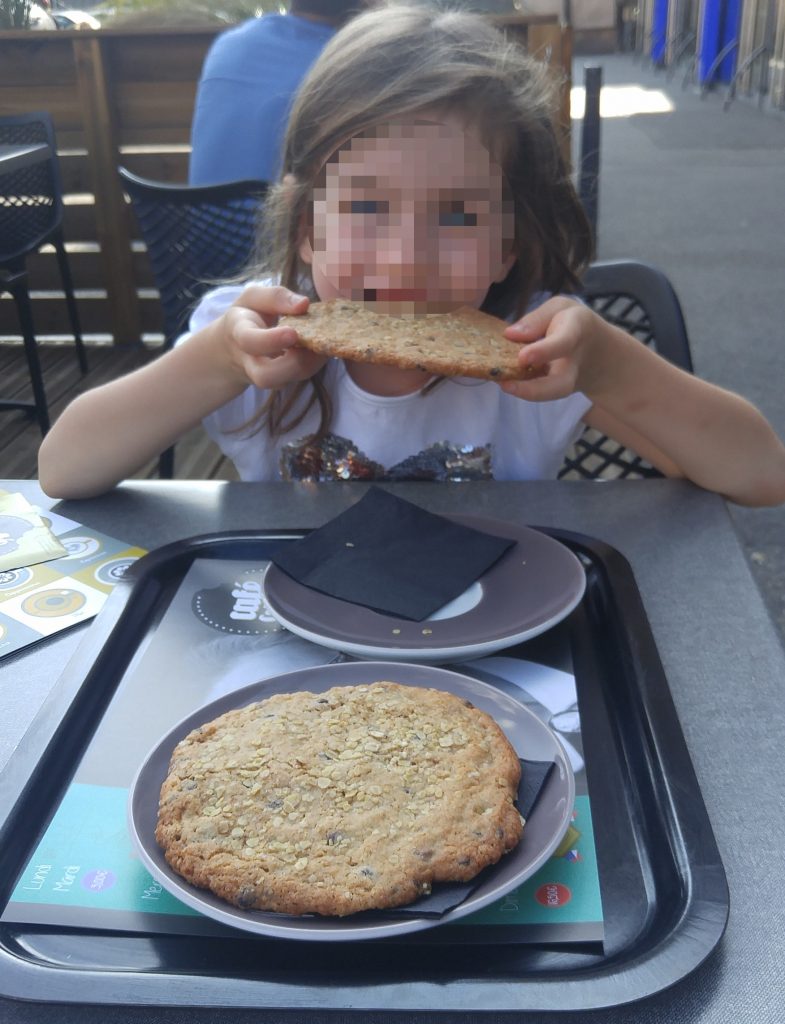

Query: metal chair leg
left=8, top=273, right=50, bottom=435
left=158, top=446, right=175, bottom=479
left=53, top=230, right=88, bottom=374
left=579, top=66, right=603, bottom=246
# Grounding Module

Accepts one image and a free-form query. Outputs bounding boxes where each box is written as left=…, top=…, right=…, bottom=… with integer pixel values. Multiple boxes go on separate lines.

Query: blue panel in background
left=651, top=0, right=670, bottom=64
left=699, top=0, right=742, bottom=84
left=719, top=0, right=742, bottom=81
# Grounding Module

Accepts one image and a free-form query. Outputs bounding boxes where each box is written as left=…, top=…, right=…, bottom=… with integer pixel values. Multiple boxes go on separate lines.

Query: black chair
left=559, top=259, right=694, bottom=480
left=0, top=111, right=88, bottom=436
left=117, top=168, right=268, bottom=477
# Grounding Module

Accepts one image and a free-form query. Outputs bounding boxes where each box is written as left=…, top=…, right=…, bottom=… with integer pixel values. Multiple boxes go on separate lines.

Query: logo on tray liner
left=61, top=536, right=101, bottom=559
left=191, top=568, right=283, bottom=635
left=94, top=557, right=136, bottom=586
left=0, top=568, right=33, bottom=591
left=81, top=868, right=117, bottom=893
left=21, top=588, right=86, bottom=618
left=535, top=882, right=572, bottom=908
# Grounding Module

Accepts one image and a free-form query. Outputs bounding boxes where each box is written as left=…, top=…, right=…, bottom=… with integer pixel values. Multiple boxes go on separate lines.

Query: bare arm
left=38, top=287, right=324, bottom=499
left=501, top=298, right=785, bottom=507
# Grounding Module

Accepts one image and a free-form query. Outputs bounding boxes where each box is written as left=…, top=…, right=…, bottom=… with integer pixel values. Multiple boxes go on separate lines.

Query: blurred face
left=300, top=115, right=515, bottom=315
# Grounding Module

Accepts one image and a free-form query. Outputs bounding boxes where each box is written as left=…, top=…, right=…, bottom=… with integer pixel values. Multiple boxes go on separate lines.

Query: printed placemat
left=3, top=557, right=603, bottom=945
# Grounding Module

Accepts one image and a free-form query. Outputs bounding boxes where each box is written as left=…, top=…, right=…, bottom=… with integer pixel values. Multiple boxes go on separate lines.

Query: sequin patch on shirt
left=279, top=434, right=493, bottom=482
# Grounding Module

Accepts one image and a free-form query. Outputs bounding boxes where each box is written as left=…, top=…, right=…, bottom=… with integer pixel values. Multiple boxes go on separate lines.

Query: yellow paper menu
left=0, top=496, right=146, bottom=659
left=0, top=492, right=67, bottom=572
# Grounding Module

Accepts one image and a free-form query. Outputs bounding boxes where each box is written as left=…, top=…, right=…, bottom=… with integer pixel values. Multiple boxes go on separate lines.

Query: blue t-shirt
left=189, top=14, right=336, bottom=186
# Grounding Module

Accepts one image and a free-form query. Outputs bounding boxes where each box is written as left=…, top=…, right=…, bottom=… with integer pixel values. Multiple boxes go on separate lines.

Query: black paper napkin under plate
left=270, top=487, right=514, bottom=621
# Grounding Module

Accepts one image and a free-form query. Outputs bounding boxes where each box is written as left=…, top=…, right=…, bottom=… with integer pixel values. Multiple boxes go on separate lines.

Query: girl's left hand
left=498, top=296, right=785, bottom=508
left=500, top=297, right=607, bottom=401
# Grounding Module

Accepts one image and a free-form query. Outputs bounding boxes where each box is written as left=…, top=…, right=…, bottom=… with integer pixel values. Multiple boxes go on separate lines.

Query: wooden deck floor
left=0, top=343, right=238, bottom=482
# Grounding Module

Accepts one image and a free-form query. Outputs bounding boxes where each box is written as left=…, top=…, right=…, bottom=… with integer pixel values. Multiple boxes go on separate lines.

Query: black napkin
left=369, top=758, right=555, bottom=920
left=270, top=487, right=514, bottom=621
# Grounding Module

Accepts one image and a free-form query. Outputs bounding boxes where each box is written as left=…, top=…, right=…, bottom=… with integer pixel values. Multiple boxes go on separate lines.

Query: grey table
left=1, top=478, right=783, bottom=1024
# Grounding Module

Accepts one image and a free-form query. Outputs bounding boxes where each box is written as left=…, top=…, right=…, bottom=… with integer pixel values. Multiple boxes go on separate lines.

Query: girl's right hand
left=38, top=285, right=326, bottom=500
left=223, top=285, right=327, bottom=388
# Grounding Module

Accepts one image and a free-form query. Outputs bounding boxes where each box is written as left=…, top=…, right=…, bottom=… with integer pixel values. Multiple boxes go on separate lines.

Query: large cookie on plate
left=156, top=681, right=522, bottom=917
left=279, top=299, right=536, bottom=381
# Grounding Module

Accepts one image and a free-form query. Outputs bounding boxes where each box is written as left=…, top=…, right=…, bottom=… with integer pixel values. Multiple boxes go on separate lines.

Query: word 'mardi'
left=21, top=863, right=82, bottom=894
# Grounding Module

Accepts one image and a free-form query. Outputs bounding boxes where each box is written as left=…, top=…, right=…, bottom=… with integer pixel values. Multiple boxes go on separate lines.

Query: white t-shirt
left=182, top=285, right=593, bottom=483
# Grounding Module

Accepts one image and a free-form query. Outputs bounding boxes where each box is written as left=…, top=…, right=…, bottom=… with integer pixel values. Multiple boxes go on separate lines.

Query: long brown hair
left=248, top=2, right=593, bottom=437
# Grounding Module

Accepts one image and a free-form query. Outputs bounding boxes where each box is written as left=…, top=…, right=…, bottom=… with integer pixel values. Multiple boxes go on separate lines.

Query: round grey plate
left=262, top=517, right=586, bottom=662
left=128, top=661, right=575, bottom=942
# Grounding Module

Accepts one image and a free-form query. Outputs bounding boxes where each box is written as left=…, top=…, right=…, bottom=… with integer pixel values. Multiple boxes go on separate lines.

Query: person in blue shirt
left=188, top=0, right=365, bottom=186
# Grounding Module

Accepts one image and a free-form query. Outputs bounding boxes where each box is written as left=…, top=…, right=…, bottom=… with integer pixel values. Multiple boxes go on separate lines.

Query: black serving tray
left=0, top=528, right=728, bottom=1014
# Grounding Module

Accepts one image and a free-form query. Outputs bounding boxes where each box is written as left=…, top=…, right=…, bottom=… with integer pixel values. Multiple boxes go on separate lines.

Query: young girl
left=38, top=4, right=785, bottom=506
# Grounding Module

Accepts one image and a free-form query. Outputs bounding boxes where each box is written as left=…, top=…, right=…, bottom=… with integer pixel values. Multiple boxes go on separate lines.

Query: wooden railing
left=0, top=16, right=571, bottom=345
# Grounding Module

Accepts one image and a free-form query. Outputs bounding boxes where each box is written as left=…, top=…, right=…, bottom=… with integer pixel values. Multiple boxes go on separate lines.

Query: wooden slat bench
left=0, top=342, right=237, bottom=482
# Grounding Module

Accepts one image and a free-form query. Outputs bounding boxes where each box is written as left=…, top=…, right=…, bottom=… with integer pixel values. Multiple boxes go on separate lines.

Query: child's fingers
left=519, top=363, right=550, bottom=381
left=501, top=299, right=589, bottom=401
left=504, top=300, right=582, bottom=380
left=244, top=347, right=327, bottom=389
left=515, top=331, right=579, bottom=378
left=227, top=309, right=325, bottom=386
left=505, top=339, right=581, bottom=401
left=234, top=285, right=309, bottom=326
left=504, top=296, right=579, bottom=343
left=501, top=365, right=578, bottom=402
left=233, top=319, right=300, bottom=358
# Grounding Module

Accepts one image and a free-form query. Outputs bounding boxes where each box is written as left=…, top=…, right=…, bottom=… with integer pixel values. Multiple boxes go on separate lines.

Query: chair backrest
left=0, top=111, right=63, bottom=266
left=559, top=258, right=694, bottom=480
left=118, top=168, right=268, bottom=347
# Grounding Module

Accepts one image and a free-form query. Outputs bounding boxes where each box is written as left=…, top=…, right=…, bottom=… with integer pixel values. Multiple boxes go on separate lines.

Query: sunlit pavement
left=572, top=54, right=785, bottom=640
